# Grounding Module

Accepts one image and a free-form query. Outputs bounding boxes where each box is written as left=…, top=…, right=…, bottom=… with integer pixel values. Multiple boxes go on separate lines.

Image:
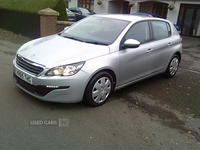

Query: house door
left=123, top=1, right=130, bottom=14
left=177, top=4, right=200, bottom=37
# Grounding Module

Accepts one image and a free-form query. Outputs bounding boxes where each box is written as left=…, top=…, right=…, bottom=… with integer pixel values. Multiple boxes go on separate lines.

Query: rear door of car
left=148, top=20, right=174, bottom=74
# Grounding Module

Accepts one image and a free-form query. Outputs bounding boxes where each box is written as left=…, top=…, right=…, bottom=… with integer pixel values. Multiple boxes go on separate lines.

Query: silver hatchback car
left=13, top=14, right=182, bottom=106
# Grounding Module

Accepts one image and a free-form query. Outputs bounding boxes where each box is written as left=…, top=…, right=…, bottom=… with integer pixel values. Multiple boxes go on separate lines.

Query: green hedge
left=0, top=8, right=40, bottom=38
left=0, top=0, right=68, bottom=20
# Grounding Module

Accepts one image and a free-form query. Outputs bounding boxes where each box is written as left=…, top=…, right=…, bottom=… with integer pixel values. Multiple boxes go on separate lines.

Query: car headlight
left=45, top=62, right=85, bottom=76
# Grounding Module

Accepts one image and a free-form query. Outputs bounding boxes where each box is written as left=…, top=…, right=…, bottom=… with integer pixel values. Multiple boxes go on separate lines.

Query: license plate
left=16, top=69, right=33, bottom=84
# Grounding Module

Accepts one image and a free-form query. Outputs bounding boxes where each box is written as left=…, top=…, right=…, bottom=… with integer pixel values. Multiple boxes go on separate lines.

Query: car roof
left=69, top=7, right=89, bottom=10
left=131, top=12, right=163, bottom=18
left=131, top=12, right=152, bottom=16
left=92, top=14, right=167, bottom=23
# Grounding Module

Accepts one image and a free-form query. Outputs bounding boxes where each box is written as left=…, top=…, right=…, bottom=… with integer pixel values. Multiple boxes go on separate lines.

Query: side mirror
left=123, top=39, right=140, bottom=48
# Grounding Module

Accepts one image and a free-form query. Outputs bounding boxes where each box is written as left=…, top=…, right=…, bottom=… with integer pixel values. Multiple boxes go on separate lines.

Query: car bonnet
left=17, top=35, right=110, bottom=68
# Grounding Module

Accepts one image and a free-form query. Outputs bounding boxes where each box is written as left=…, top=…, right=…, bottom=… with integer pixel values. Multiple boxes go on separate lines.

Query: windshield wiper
left=63, top=36, right=84, bottom=42
left=84, top=41, right=108, bottom=46
left=63, top=36, right=107, bottom=45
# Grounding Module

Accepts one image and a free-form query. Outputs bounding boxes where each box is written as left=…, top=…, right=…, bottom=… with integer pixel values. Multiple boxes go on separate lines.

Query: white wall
left=94, top=0, right=109, bottom=14
left=166, top=2, right=181, bottom=24
left=130, top=0, right=200, bottom=24
left=130, top=2, right=139, bottom=14
left=94, top=0, right=125, bottom=14
left=68, top=0, right=200, bottom=25
left=68, top=0, right=78, bottom=8
left=166, top=1, right=200, bottom=24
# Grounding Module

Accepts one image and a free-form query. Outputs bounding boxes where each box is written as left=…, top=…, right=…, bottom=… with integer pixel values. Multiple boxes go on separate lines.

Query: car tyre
left=164, top=54, right=180, bottom=78
left=84, top=72, right=114, bottom=107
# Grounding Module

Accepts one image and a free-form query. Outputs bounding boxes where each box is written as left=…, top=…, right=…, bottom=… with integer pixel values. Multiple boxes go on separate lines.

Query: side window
left=125, top=21, right=150, bottom=44
left=166, top=23, right=171, bottom=36
left=151, top=21, right=171, bottom=40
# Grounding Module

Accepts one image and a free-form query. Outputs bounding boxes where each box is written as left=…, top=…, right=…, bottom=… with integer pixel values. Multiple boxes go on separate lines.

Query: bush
left=54, top=0, right=68, bottom=21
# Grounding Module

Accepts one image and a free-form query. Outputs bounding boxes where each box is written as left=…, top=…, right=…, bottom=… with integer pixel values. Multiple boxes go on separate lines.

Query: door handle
left=167, top=42, right=173, bottom=46
left=146, top=48, right=153, bottom=53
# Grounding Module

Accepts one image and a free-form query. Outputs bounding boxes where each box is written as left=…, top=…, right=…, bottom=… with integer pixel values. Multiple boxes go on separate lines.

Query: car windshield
left=79, top=8, right=90, bottom=14
left=60, top=16, right=130, bottom=45
left=66, top=9, right=73, bottom=15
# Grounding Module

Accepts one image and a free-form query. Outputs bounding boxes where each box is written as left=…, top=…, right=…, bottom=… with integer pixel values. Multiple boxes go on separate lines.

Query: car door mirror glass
left=123, top=39, right=140, bottom=48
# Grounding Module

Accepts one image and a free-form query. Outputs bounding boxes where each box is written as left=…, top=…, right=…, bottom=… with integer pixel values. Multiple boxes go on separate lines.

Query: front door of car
left=70, top=8, right=82, bottom=21
left=119, top=21, right=154, bottom=85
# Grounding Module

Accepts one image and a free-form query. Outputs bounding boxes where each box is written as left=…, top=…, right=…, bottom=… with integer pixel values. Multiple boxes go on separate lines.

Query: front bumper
left=13, top=58, right=89, bottom=103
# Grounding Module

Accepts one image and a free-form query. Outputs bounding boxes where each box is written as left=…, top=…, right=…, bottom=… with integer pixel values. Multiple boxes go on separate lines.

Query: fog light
left=46, top=85, right=59, bottom=88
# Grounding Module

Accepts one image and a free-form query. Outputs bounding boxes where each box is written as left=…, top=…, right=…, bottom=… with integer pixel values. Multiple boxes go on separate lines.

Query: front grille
left=16, top=55, right=44, bottom=75
left=13, top=74, right=69, bottom=97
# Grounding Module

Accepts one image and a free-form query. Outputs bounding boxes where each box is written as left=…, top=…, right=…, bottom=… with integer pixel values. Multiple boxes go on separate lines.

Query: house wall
left=166, top=1, right=200, bottom=24
left=131, top=0, right=200, bottom=24
left=94, top=0, right=109, bottom=14
left=68, top=0, right=78, bottom=8
left=68, top=0, right=200, bottom=25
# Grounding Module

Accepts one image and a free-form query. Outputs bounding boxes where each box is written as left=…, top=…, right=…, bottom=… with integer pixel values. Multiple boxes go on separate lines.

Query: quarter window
left=125, top=21, right=150, bottom=44
left=151, top=21, right=171, bottom=40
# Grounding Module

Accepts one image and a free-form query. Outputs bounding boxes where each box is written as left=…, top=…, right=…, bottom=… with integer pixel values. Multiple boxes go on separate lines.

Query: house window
left=79, top=0, right=94, bottom=10
left=152, top=2, right=168, bottom=19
